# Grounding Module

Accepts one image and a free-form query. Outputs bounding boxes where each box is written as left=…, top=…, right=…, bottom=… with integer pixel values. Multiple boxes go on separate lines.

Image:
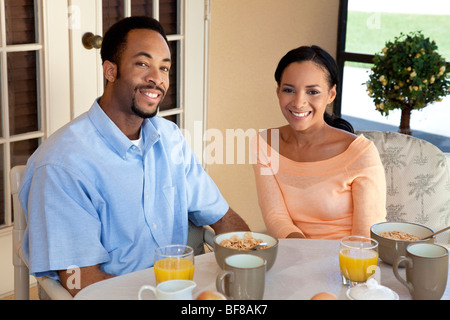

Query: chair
left=11, top=165, right=73, bottom=300
left=11, top=165, right=215, bottom=300
left=356, top=131, right=450, bottom=246
left=188, top=221, right=215, bottom=255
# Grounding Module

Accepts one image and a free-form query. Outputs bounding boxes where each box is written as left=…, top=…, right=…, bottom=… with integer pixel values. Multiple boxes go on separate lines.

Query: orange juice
left=339, top=248, right=378, bottom=282
left=154, top=257, right=195, bottom=283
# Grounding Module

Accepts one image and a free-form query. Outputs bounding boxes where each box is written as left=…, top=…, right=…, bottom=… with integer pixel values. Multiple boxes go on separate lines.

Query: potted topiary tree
left=366, top=31, right=450, bottom=135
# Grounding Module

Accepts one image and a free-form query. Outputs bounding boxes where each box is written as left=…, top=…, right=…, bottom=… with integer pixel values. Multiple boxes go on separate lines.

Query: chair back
left=357, top=131, right=450, bottom=246
left=188, top=221, right=207, bottom=255
left=11, top=165, right=74, bottom=300
left=11, top=165, right=29, bottom=299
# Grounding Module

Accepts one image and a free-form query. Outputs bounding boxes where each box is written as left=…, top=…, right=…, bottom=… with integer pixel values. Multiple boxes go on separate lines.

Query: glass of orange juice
left=339, top=236, right=378, bottom=287
left=154, top=244, right=194, bottom=284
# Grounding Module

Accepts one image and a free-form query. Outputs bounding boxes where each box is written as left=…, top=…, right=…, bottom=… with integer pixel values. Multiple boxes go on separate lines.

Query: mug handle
left=393, top=256, right=414, bottom=293
left=216, top=270, right=232, bottom=297
left=138, top=285, right=157, bottom=300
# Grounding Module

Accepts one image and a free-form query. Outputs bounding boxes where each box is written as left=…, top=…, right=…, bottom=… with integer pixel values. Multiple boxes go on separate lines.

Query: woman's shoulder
left=316, top=127, right=358, bottom=161
left=330, top=127, right=358, bottom=146
left=344, top=133, right=383, bottom=167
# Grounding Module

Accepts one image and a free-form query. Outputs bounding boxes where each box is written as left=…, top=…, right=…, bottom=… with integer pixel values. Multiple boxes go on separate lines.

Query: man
left=19, top=16, right=249, bottom=297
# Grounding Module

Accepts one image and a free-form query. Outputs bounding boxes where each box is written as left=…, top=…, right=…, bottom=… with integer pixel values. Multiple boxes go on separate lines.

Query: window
left=0, top=0, right=43, bottom=227
left=336, top=0, right=450, bottom=152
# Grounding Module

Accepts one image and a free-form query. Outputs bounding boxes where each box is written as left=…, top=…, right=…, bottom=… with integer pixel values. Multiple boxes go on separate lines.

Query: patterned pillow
left=357, top=131, right=450, bottom=246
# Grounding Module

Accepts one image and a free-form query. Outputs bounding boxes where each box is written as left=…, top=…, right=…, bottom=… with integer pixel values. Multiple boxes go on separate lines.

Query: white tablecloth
left=73, top=239, right=450, bottom=300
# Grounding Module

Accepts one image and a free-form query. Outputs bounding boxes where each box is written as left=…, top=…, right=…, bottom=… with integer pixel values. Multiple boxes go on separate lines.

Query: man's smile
left=136, top=85, right=165, bottom=103
left=143, top=91, right=159, bottom=99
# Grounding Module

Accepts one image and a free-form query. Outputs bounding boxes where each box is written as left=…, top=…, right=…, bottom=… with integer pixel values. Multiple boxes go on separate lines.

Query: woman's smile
left=290, top=110, right=312, bottom=119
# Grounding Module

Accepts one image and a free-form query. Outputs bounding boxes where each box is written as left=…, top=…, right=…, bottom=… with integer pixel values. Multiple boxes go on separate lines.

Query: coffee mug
left=216, top=254, right=266, bottom=300
left=393, top=243, right=449, bottom=300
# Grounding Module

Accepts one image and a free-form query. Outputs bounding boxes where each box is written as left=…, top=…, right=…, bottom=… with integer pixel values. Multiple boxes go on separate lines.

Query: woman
left=252, top=45, right=386, bottom=239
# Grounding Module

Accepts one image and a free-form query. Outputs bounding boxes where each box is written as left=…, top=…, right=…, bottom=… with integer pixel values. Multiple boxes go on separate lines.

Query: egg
left=196, top=290, right=227, bottom=300
left=310, top=292, right=338, bottom=300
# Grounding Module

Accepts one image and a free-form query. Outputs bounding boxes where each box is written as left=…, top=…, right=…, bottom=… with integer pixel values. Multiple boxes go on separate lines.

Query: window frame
left=335, top=0, right=374, bottom=117
left=335, top=0, right=450, bottom=118
left=0, top=0, right=48, bottom=229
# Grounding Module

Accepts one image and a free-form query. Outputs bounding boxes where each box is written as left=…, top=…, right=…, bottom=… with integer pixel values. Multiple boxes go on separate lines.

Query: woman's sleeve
left=251, top=133, right=305, bottom=238
left=351, top=142, right=387, bottom=237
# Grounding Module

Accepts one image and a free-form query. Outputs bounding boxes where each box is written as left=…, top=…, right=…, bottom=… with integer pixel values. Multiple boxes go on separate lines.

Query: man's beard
left=131, top=84, right=165, bottom=119
left=131, top=98, right=160, bottom=119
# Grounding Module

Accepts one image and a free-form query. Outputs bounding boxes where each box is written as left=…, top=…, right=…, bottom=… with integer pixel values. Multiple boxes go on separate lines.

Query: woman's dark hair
left=100, top=16, right=168, bottom=66
left=274, top=45, right=354, bottom=133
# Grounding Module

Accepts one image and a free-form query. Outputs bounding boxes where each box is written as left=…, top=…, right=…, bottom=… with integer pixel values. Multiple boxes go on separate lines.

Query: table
left=73, top=239, right=450, bottom=300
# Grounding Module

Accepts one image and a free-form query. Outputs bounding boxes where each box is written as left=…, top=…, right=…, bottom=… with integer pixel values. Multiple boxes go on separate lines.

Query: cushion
left=357, top=131, right=450, bottom=245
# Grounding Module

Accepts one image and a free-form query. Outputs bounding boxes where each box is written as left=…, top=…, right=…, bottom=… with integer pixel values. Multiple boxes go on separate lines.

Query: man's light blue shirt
left=19, top=100, right=228, bottom=279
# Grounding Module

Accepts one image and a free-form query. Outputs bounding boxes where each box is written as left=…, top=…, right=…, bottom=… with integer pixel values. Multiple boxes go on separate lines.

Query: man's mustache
left=135, top=82, right=166, bottom=97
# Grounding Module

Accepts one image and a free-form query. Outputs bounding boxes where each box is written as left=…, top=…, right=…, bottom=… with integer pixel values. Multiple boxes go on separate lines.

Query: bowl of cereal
left=370, top=222, right=435, bottom=265
left=213, top=232, right=278, bottom=270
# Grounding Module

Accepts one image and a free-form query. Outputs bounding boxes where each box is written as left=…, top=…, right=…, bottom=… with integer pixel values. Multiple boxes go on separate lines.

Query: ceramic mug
left=138, top=279, right=196, bottom=300
left=393, top=243, right=448, bottom=300
left=216, top=254, right=266, bottom=300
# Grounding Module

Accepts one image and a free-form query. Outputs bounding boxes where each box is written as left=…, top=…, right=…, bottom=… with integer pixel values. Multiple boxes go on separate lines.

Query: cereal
left=219, top=232, right=268, bottom=250
left=379, top=230, right=420, bottom=241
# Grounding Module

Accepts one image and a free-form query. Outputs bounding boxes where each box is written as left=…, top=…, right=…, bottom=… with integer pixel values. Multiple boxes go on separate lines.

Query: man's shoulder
left=30, top=113, right=96, bottom=163
left=148, top=116, right=180, bottom=132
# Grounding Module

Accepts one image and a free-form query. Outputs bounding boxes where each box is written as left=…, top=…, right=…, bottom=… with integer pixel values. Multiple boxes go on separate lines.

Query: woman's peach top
left=252, top=132, right=386, bottom=239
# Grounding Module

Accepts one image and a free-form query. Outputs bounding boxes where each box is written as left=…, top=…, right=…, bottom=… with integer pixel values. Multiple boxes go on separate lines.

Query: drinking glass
left=339, top=236, right=379, bottom=287
left=154, top=244, right=195, bottom=284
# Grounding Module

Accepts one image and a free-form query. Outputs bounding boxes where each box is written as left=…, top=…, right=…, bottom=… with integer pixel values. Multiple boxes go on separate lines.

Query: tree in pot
left=366, top=31, right=450, bottom=135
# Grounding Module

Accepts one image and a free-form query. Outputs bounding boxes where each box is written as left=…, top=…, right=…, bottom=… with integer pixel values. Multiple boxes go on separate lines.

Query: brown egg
left=310, top=292, right=339, bottom=300
left=196, top=290, right=227, bottom=300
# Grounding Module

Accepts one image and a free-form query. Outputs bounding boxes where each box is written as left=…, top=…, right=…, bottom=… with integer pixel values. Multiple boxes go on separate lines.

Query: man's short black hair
left=100, top=16, right=168, bottom=65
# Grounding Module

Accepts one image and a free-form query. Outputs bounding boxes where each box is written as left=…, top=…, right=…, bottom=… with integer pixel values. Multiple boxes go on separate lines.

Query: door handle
left=82, top=32, right=103, bottom=50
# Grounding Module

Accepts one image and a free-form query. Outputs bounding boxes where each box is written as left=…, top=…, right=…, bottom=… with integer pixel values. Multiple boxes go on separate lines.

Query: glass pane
left=346, top=0, right=450, bottom=59
left=341, top=62, right=450, bottom=152
left=131, top=0, right=154, bottom=17
left=5, top=0, right=37, bottom=45
left=160, top=40, right=178, bottom=112
left=11, top=139, right=39, bottom=168
left=130, top=0, right=178, bottom=34
left=160, top=0, right=178, bottom=35
left=103, top=0, right=125, bottom=34
left=7, top=51, right=39, bottom=135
